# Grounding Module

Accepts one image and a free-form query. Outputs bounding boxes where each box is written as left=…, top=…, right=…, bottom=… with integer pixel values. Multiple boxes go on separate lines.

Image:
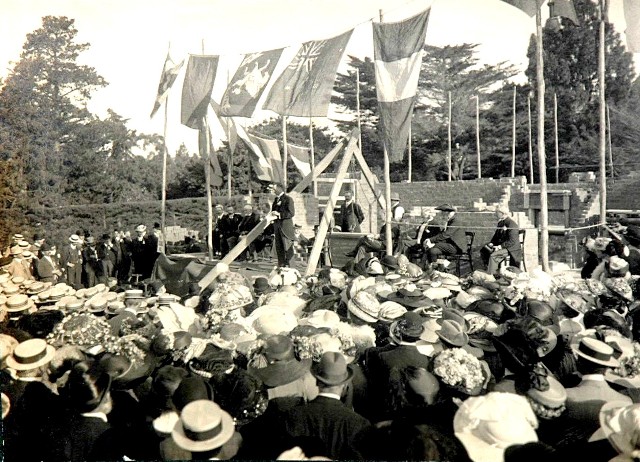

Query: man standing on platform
left=340, top=189, right=365, bottom=233
left=266, top=182, right=295, bottom=268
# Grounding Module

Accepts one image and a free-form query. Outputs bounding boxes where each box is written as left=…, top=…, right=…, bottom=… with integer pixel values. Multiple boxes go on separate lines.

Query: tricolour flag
left=373, top=9, right=430, bottom=163
left=248, top=134, right=284, bottom=184
left=262, top=29, right=353, bottom=117
left=181, top=55, right=219, bottom=129
left=150, top=53, right=184, bottom=119
left=287, top=143, right=311, bottom=176
left=220, top=49, right=284, bottom=117
left=500, top=0, right=544, bottom=16
left=198, top=125, right=223, bottom=188
left=624, top=0, right=640, bottom=53
left=232, top=122, right=282, bottom=183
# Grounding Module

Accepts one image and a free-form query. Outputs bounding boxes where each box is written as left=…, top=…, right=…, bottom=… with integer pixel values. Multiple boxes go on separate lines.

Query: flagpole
left=380, top=9, right=393, bottom=255
left=599, top=0, right=608, bottom=231
left=536, top=6, right=549, bottom=272
left=225, top=69, right=233, bottom=198
left=356, top=67, right=363, bottom=153
left=408, top=124, right=412, bottom=182
left=447, top=90, right=452, bottom=181
left=528, top=93, right=534, bottom=184
left=282, top=115, right=288, bottom=189
left=475, top=95, right=480, bottom=179
left=607, top=104, right=613, bottom=179
left=554, top=93, right=559, bottom=183
left=202, top=39, right=213, bottom=261
left=309, top=117, right=317, bottom=196
left=161, top=75, right=169, bottom=241
left=511, top=85, right=516, bottom=178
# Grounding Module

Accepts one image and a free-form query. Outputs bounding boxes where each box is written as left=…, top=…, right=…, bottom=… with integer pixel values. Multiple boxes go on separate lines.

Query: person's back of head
left=504, top=442, right=559, bottom=462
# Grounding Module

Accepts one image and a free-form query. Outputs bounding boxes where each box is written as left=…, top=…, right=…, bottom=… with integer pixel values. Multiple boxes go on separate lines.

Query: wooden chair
left=453, top=231, right=475, bottom=276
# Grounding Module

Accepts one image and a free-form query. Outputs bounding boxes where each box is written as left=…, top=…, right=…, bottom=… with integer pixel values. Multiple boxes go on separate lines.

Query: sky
left=0, top=0, right=635, bottom=155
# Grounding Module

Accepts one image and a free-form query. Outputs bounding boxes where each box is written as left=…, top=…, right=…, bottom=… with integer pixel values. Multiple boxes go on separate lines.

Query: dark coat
left=59, top=244, right=82, bottom=267
left=239, top=212, right=261, bottom=235
left=430, top=215, right=467, bottom=252
left=282, top=396, right=371, bottom=460
left=35, top=256, right=60, bottom=283
left=272, top=193, right=296, bottom=241
left=489, top=216, right=523, bottom=264
left=340, top=201, right=365, bottom=232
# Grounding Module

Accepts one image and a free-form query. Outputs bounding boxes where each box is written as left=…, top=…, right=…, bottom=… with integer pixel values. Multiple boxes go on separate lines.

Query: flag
left=248, top=134, right=284, bottom=183
left=373, top=9, right=430, bottom=163
left=624, top=0, right=640, bottom=53
left=150, top=53, right=184, bottom=119
left=550, top=0, right=579, bottom=25
left=220, top=49, right=283, bottom=117
left=500, top=0, right=544, bottom=17
left=263, top=29, right=353, bottom=117
left=210, top=100, right=238, bottom=154
left=232, top=122, right=282, bottom=183
left=287, top=143, right=311, bottom=176
left=199, top=125, right=223, bottom=188
left=181, top=55, right=219, bottom=129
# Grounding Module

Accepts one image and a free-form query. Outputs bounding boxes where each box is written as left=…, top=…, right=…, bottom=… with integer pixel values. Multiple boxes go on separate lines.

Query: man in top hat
left=423, top=204, right=467, bottom=264
left=82, top=236, right=100, bottom=288
left=266, top=182, right=296, bottom=268
left=340, top=189, right=365, bottom=233
left=565, top=337, right=632, bottom=426
left=279, top=352, right=371, bottom=460
left=481, top=204, right=522, bottom=275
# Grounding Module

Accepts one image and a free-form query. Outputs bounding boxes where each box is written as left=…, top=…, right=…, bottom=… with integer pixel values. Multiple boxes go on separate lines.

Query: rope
left=385, top=221, right=605, bottom=233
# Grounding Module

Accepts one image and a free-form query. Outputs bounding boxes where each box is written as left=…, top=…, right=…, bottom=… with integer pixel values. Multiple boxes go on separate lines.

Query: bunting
left=373, top=9, right=430, bottom=162
left=624, top=0, right=640, bottom=53
left=262, top=29, right=353, bottom=117
left=150, top=52, right=184, bottom=119
left=181, top=55, right=219, bottom=129
left=220, top=49, right=283, bottom=117
left=287, top=143, right=312, bottom=176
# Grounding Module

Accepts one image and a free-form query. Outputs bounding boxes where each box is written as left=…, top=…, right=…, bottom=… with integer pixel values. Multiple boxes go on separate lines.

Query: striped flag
left=287, top=143, right=311, bottom=176
left=248, top=134, right=284, bottom=183
left=500, top=0, right=544, bottom=16
left=263, top=29, right=353, bottom=117
left=624, top=0, right=640, bottom=53
left=373, top=9, right=430, bottom=162
left=220, top=49, right=283, bottom=117
left=181, top=55, right=219, bottom=129
left=150, top=52, right=184, bottom=119
left=231, top=121, right=282, bottom=183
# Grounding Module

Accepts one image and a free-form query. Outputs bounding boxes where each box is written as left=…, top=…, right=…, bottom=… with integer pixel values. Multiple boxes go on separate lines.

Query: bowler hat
left=436, top=204, right=456, bottom=212
left=390, top=192, right=400, bottom=202
left=311, top=351, right=353, bottom=386
left=436, top=320, right=469, bottom=347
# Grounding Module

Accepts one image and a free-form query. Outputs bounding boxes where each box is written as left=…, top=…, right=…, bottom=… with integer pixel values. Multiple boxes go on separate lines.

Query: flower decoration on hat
left=433, top=348, right=488, bottom=396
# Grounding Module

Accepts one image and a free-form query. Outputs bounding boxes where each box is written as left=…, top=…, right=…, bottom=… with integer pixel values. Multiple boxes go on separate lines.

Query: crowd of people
left=0, top=223, right=165, bottom=290
left=1, top=210, right=640, bottom=461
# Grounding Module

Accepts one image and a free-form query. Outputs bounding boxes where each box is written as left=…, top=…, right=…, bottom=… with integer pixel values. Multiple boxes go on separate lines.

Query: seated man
left=423, top=204, right=466, bottom=264
left=405, top=209, right=436, bottom=264
left=480, top=205, right=522, bottom=275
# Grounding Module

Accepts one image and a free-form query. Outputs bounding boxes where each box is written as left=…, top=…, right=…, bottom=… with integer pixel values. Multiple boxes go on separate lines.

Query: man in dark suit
left=82, top=236, right=100, bottom=288
left=267, top=182, right=296, bottom=268
left=340, top=190, right=365, bottom=232
left=280, top=352, right=371, bottom=460
left=97, top=234, right=117, bottom=283
left=237, top=204, right=261, bottom=261
left=60, top=234, right=83, bottom=289
left=424, top=204, right=467, bottom=263
left=220, top=204, right=242, bottom=254
left=481, top=205, right=523, bottom=274
left=35, top=242, right=62, bottom=283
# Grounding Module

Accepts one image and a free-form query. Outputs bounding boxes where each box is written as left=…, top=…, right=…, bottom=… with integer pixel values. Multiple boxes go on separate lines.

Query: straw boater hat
left=171, top=400, right=235, bottom=453
left=124, top=289, right=145, bottom=300
left=6, top=339, right=56, bottom=371
left=68, top=234, right=81, bottom=244
left=5, top=294, right=35, bottom=314
left=135, top=224, right=147, bottom=233
left=596, top=401, right=640, bottom=458
left=572, top=337, right=620, bottom=368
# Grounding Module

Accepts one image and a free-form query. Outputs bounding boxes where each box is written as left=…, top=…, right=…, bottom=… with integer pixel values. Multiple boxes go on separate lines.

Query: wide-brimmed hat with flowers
left=347, top=290, right=381, bottom=323
left=208, top=283, right=253, bottom=312
left=384, top=285, right=434, bottom=309
left=595, top=401, right=640, bottom=459
left=247, top=334, right=311, bottom=388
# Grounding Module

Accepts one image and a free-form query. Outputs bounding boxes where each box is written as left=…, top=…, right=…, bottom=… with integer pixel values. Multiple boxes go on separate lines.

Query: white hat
left=6, top=339, right=56, bottom=371
left=171, top=400, right=235, bottom=452
left=135, top=224, right=147, bottom=232
left=69, top=234, right=81, bottom=244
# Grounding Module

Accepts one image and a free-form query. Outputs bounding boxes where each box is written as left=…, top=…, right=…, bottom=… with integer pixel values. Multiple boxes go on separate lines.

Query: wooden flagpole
left=309, top=117, right=317, bottom=196
left=356, top=67, right=363, bottom=153
left=528, top=94, right=534, bottom=184
left=226, top=68, right=232, bottom=198
left=282, top=116, right=289, bottom=189
left=380, top=9, right=392, bottom=255
left=408, top=125, right=412, bottom=182
left=447, top=91, right=452, bottom=181
left=475, top=95, right=480, bottom=179
left=511, top=85, right=516, bottom=178
left=599, top=0, right=608, bottom=230
left=536, top=6, right=549, bottom=272
left=202, top=39, right=213, bottom=261
left=160, top=42, right=171, bottom=243
left=607, top=104, right=613, bottom=179
left=554, top=93, right=559, bottom=183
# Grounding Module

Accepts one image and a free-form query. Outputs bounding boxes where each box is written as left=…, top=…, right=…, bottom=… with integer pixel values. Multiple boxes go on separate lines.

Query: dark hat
left=152, top=365, right=189, bottom=398
left=385, top=287, right=434, bottom=309
left=64, top=362, right=112, bottom=413
left=380, top=255, right=399, bottom=270
left=436, top=320, right=469, bottom=347
left=172, top=376, right=214, bottom=412
left=101, top=233, right=111, bottom=241
left=39, top=242, right=51, bottom=252
left=390, top=192, right=400, bottom=202
left=389, top=312, right=425, bottom=343
left=252, top=277, right=271, bottom=295
left=311, top=352, right=354, bottom=386
left=247, top=335, right=312, bottom=388
left=435, top=204, right=456, bottom=212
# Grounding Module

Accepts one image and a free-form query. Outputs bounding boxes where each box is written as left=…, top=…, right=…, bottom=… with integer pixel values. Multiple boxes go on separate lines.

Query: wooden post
left=528, top=94, right=534, bottom=184
left=305, top=137, right=358, bottom=275
left=356, top=67, right=363, bottom=153
left=554, top=93, right=559, bottom=183
left=536, top=7, right=549, bottom=271
left=309, top=117, right=317, bottom=196
left=161, top=92, right=169, bottom=241
left=447, top=90, right=452, bottom=181
left=282, top=115, right=288, bottom=189
left=607, top=104, right=613, bottom=179
left=599, top=0, right=608, bottom=230
left=379, top=9, right=392, bottom=255
left=291, top=141, right=345, bottom=194
left=475, top=95, right=481, bottom=179
left=512, top=85, right=516, bottom=178
left=203, top=120, right=214, bottom=261
left=408, top=124, right=412, bottom=183
left=227, top=69, right=232, bottom=198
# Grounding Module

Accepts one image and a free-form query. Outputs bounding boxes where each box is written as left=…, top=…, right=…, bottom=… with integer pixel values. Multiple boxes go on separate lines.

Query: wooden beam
left=197, top=218, right=269, bottom=290
left=352, top=144, right=385, bottom=211
left=305, top=134, right=359, bottom=276
left=291, top=139, right=346, bottom=194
